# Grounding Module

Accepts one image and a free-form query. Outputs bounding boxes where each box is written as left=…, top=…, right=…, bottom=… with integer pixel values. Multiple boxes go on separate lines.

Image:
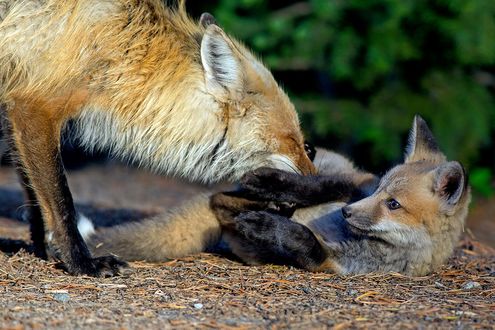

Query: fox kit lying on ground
left=83, top=116, right=470, bottom=276
left=0, top=2, right=314, bottom=276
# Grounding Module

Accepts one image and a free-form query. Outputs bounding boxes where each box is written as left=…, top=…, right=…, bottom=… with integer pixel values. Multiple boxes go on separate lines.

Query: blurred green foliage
left=193, top=0, right=495, bottom=195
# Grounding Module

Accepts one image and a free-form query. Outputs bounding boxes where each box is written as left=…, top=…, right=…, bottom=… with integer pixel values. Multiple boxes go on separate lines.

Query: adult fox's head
left=198, top=15, right=315, bottom=179
left=341, top=116, right=470, bottom=264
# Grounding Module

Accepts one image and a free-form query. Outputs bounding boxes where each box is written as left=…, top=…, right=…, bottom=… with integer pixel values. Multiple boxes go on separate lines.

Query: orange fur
left=0, top=0, right=314, bottom=276
left=0, top=0, right=314, bottom=180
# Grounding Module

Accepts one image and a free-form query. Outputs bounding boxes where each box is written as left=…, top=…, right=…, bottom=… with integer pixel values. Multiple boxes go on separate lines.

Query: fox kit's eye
left=386, top=198, right=401, bottom=210
left=304, top=142, right=316, bottom=161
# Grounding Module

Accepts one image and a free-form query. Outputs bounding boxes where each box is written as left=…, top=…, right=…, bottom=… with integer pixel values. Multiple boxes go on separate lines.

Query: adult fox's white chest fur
left=0, top=1, right=314, bottom=276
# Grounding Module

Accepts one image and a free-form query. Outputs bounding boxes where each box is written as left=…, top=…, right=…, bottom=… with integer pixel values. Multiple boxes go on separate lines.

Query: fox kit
left=83, top=116, right=471, bottom=276
left=0, top=2, right=314, bottom=276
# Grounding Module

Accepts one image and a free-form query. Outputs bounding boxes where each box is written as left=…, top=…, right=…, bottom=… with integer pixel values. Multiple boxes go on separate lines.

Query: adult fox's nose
left=342, top=206, right=352, bottom=219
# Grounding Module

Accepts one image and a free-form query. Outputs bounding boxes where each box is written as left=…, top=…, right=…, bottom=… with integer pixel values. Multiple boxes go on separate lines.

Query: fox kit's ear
left=200, top=13, right=217, bottom=28
left=201, top=25, right=243, bottom=101
left=434, top=161, right=468, bottom=214
left=405, top=115, right=446, bottom=164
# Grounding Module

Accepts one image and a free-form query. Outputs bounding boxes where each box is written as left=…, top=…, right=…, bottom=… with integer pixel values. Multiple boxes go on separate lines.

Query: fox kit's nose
left=342, top=206, right=352, bottom=219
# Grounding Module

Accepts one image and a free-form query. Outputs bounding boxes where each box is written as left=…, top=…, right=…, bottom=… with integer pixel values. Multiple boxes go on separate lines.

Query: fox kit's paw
left=57, top=255, right=129, bottom=277
left=226, top=211, right=327, bottom=270
left=266, top=201, right=297, bottom=217
left=239, top=167, right=301, bottom=201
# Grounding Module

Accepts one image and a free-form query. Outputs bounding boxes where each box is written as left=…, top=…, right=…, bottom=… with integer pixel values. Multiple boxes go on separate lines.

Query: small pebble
left=347, top=289, right=358, bottom=296
left=193, top=303, right=203, bottom=309
left=154, top=289, right=165, bottom=296
left=455, top=310, right=477, bottom=317
left=53, top=293, right=70, bottom=302
left=462, top=281, right=481, bottom=290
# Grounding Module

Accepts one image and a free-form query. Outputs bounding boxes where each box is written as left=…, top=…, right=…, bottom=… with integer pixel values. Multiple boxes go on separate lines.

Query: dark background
left=2, top=0, right=493, bottom=198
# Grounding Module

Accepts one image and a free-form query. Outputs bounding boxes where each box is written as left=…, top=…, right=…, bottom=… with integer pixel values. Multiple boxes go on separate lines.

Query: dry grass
left=0, top=238, right=493, bottom=329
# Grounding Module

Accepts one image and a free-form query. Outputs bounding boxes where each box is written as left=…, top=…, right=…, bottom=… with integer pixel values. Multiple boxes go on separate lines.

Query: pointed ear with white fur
left=201, top=25, right=243, bottom=100
left=433, top=161, right=468, bottom=215
left=405, top=115, right=446, bottom=164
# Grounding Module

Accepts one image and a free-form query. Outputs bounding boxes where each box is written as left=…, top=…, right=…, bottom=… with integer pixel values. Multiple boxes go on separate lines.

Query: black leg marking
left=17, top=167, right=47, bottom=259
left=49, top=150, right=128, bottom=276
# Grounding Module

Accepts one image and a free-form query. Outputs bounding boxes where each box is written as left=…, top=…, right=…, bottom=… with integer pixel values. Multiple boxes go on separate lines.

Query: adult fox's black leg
left=17, top=167, right=47, bottom=259
left=7, top=97, right=127, bottom=276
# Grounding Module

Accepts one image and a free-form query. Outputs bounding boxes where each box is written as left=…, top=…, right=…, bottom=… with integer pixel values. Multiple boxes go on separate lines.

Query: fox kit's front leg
left=7, top=95, right=127, bottom=276
left=210, top=192, right=332, bottom=272
left=239, top=167, right=377, bottom=206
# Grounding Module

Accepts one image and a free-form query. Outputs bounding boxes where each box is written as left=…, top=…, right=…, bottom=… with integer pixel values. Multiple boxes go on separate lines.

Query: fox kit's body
left=0, top=2, right=314, bottom=276
left=85, top=117, right=471, bottom=276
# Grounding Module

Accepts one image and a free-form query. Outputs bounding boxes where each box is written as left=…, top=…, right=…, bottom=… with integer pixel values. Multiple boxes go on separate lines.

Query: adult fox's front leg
left=0, top=118, right=46, bottom=258
left=7, top=95, right=127, bottom=276
left=17, top=165, right=47, bottom=259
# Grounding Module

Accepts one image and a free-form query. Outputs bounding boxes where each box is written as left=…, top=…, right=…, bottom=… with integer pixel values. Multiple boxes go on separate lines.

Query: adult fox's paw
left=57, top=255, right=129, bottom=277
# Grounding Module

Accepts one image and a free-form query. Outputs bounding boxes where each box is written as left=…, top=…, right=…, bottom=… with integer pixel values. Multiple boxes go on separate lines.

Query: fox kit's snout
left=342, top=116, right=470, bottom=255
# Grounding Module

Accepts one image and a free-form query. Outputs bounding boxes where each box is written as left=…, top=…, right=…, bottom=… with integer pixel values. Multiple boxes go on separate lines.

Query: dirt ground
left=0, top=163, right=494, bottom=329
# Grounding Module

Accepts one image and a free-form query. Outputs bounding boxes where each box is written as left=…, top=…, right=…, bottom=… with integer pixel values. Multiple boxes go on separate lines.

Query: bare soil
left=0, top=164, right=494, bottom=329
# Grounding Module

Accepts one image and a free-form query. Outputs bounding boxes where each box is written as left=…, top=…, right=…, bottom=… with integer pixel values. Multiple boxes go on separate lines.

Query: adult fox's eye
left=304, top=142, right=316, bottom=161
left=386, top=198, right=401, bottom=210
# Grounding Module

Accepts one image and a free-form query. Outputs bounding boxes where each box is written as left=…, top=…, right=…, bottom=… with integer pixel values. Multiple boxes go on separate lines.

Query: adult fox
left=83, top=116, right=471, bottom=276
left=0, top=2, right=314, bottom=276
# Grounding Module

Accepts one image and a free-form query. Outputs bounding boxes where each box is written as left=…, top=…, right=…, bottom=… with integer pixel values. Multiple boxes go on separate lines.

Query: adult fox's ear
left=404, top=115, right=446, bottom=164
left=201, top=25, right=244, bottom=101
left=433, top=161, right=469, bottom=215
left=200, top=12, right=217, bottom=28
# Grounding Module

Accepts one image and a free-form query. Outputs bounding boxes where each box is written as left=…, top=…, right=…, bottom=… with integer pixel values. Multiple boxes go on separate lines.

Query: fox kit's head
left=198, top=15, right=315, bottom=179
left=341, top=116, right=471, bottom=270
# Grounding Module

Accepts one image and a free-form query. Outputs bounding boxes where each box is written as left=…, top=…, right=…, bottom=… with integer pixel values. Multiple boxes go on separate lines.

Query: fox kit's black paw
left=241, top=167, right=295, bottom=190
left=241, top=167, right=362, bottom=206
left=239, top=167, right=304, bottom=202
left=223, top=211, right=327, bottom=270
left=57, top=255, right=129, bottom=277
left=266, top=201, right=297, bottom=217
